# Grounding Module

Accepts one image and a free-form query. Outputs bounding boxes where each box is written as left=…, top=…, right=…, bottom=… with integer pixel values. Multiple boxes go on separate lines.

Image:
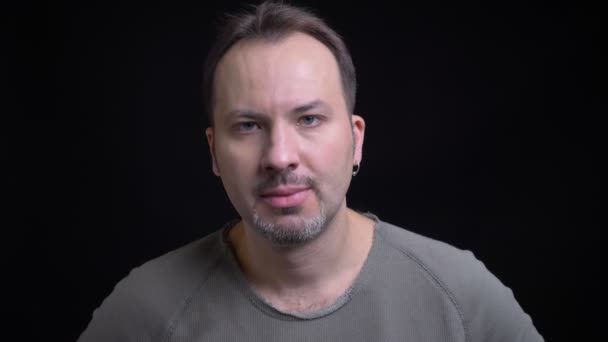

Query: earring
left=352, top=162, right=361, bottom=176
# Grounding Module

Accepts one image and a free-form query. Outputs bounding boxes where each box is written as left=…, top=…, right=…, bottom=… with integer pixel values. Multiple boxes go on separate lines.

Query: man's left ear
left=351, top=114, right=366, bottom=163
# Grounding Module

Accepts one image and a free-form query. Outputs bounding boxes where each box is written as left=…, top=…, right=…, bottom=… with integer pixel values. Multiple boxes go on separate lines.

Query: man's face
left=206, top=33, right=365, bottom=245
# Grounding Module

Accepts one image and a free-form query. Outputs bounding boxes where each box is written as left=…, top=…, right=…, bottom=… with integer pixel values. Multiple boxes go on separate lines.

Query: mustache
left=254, top=171, right=315, bottom=195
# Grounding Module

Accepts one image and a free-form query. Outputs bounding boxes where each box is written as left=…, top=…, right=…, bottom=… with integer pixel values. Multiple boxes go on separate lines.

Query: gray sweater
left=78, top=217, right=544, bottom=341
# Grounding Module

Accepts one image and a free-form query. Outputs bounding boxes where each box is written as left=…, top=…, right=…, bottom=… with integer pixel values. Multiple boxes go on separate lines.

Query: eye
left=235, top=121, right=260, bottom=133
left=298, top=115, right=321, bottom=127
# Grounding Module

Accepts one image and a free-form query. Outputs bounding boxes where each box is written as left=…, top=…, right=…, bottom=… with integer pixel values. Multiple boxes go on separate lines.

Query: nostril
left=263, top=161, right=298, bottom=173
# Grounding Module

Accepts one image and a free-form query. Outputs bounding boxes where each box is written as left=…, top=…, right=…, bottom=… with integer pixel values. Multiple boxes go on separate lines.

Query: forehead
left=213, top=32, right=346, bottom=118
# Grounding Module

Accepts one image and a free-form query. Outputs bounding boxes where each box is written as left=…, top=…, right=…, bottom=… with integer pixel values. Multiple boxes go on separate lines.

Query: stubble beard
left=250, top=171, right=339, bottom=246
left=252, top=200, right=328, bottom=246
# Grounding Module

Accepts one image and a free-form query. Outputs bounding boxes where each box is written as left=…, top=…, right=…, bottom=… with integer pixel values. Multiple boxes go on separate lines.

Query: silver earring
left=352, top=162, right=360, bottom=176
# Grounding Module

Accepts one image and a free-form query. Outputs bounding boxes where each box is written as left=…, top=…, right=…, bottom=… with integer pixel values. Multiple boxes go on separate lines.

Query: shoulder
left=377, top=220, right=483, bottom=296
left=376, top=220, right=544, bottom=342
left=78, top=230, right=226, bottom=342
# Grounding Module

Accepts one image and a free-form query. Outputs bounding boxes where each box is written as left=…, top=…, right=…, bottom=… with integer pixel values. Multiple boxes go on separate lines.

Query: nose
left=260, top=123, right=299, bottom=173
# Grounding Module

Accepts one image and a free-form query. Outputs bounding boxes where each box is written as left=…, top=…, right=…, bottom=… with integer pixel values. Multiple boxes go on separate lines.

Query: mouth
left=259, top=186, right=311, bottom=208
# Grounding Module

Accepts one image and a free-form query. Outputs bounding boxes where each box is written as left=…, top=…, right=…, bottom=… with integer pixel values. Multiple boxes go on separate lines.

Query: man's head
left=204, top=1, right=365, bottom=245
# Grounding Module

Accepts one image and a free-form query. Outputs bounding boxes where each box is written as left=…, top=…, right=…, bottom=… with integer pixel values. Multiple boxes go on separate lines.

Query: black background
left=14, top=0, right=601, bottom=341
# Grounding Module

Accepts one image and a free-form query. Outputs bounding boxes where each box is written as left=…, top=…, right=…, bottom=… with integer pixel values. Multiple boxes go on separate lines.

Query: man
left=79, top=1, right=543, bottom=341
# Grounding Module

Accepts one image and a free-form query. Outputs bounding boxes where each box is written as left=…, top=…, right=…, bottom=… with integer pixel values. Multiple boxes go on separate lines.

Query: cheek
left=307, top=129, right=353, bottom=182
left=215, top=141, right=260, bottom=193
left=215, top=134, right=259, bottom=170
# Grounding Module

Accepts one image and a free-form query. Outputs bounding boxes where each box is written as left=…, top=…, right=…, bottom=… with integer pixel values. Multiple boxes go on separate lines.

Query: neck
left=230, top=207, right=373, bottom=294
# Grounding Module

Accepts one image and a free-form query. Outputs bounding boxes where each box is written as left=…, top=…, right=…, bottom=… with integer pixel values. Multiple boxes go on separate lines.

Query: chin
left=250, top=204, right=328, bottom=245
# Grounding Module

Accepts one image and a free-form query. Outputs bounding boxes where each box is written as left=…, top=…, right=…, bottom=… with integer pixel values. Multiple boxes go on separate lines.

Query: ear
left=205, top=127, right=220, bottom=176
left=351, top=114, right=366, bottom=164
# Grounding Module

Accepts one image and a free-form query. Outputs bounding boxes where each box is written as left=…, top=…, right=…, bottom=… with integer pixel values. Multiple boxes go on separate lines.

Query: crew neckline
left=219, top=213, right=382, bottom=321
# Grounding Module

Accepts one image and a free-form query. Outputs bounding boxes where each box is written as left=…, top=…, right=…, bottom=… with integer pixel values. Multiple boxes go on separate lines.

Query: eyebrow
left=292, top=99, right=326, bottom=114
left=226, top=99, right=327, bottom=119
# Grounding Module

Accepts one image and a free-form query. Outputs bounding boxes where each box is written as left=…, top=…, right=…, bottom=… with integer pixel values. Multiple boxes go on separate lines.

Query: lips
left=260, top=186, right=311, bottom=208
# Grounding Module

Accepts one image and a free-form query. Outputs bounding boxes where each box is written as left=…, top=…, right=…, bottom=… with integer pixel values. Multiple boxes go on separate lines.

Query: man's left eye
left=299, top=115, right=320, bottom=126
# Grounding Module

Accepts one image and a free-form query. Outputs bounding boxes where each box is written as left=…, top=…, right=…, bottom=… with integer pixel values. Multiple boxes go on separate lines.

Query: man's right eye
left=235, top=121, right=260, bottom=132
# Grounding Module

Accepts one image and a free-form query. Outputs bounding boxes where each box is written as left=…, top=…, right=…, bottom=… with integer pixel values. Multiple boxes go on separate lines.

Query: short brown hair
left=202, top=1, right=357, bottom=126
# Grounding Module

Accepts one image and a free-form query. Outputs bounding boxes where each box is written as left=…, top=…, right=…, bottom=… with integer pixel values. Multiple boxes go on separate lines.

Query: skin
left=206, top=32, right=375, bottom=314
